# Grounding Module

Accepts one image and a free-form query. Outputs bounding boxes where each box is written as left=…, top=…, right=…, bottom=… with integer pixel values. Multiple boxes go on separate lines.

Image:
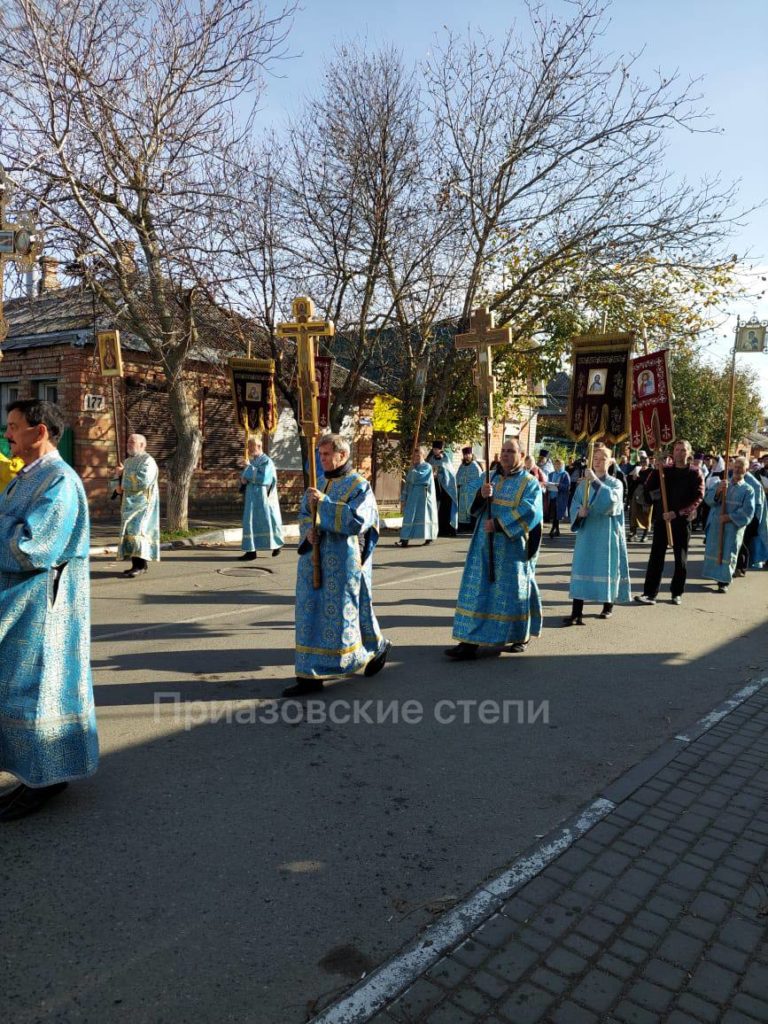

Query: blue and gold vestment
left=569, top=475, right=631, bottom=603
left=295, top=471, right=386, bottom=679
left=119, top=452, right=160, bottom=561
left=400, top=462, right=438, bottom=541
left=241, top=453, right=284, bottom=552
left=702, top=478, right=755, bottom=584
left=0, top=451, right=99, bottom=786
left=452, top=468, right=543, bottom=646
left=455, top=460, right=483, bottom=525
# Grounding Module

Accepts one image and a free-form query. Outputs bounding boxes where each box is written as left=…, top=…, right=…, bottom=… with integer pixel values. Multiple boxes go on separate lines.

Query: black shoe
left=239, top=551, right=258, bottom=561
left=444, top=642, right=478, bottom=661
left=423, top=540, right=433, bottom=546
left=562, top=615, right=585, bottom=626
left=0, top=784, right=24, bottom=809
left=281, top=679, right=324, bottom=698
left=717, top=584, right=728, bottom=593
left=0, top=782, right=69, bottom=823
left=507, top=641, right=529, bottom=653
left=598, top=610, right=613, bottom=619
left=125, top=567, right=148, bottom=578
left=364, top=640, right=392, bottom=677
left=272, top=548, right=282, bottom=557
left=395, top=540, right=409, bottom=547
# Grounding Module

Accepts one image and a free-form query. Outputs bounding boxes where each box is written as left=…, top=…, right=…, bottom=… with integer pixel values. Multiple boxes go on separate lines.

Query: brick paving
left=368, top=690, right=768, bottom=1023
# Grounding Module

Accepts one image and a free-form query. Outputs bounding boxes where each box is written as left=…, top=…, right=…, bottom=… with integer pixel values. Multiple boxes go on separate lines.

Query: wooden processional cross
left=276, top=296, right=335, bottom=589
left=455, top=306, right=514, bottom=583
left=0, top=165, right=39, bottom=354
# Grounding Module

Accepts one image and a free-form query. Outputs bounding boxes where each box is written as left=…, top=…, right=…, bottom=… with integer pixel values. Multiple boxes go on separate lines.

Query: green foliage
left=668, top=348, right=763, bottom=453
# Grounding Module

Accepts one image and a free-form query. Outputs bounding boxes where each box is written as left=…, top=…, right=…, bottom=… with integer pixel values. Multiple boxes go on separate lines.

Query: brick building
left=0, top=273, right=380, bottom=519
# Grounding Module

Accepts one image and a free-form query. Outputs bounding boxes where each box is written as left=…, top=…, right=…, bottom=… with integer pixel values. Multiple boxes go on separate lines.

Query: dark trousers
left=738, top=518, right=759, bottom=573
left=436, top=487, right=456, bottom=537
left=131, top=556, right=148, bottom=570
left=642, top=517, right=691, bottom=598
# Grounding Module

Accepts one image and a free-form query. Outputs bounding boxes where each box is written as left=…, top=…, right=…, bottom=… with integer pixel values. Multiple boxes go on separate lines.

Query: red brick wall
left=3, top=342, right=376, bottom=518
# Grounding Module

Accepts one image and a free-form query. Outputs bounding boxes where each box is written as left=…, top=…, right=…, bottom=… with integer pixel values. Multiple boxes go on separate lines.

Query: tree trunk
left=165, top=373, right=202, bottom=531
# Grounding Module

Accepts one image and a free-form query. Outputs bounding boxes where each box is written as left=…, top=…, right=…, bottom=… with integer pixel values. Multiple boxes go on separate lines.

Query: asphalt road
left=2, top=529, right=767, bottom=1024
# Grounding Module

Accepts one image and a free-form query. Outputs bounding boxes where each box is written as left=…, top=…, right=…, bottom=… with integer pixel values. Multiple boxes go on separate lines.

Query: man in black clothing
left=634, top=440, right=705, bottom=606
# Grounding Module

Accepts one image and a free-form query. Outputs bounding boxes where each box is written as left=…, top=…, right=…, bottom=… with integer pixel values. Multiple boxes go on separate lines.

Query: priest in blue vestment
left=702, top=456, right=755, bottom=591
left=284, top=434, right=391, bottom=697
left=397, top=446, right=438, bottom=547
left=564, top=443, right=631, bottom=624
left=116, top=433, right=160, bottom=578
left=445, top=439, right=543, bottom=660
left=427, top=441, right=458, bottom=537
left=742, top=469, right=768, bottom=570
left=545, top=457, right=571, bottom=538
left=0, top=400, right=98, bottom=821
left=239, top=435, right=284, bottom=559
left=455, top=446, right=484, bottom=532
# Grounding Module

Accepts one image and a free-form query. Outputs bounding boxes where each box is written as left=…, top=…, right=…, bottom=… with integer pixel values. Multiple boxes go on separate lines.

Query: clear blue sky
left=259, top=0, right=768, bottom=403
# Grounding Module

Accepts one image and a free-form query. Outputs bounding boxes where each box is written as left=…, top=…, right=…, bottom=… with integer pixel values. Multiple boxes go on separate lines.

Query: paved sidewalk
left=325, top=688, right=768, bottom=1024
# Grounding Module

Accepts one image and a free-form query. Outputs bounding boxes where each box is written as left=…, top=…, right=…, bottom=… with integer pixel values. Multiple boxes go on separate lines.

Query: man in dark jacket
left=634, top=440, right=705, bottom=606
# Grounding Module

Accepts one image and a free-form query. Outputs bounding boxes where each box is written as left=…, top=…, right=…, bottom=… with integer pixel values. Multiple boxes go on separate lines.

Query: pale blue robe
left=452, top=469, right=543, bottom=646
left=569, top=476, right=631, bottom=603
left=400, top=462, right=438, bottom=541
left=745, top=472, right=768, bottom=568
left=119, top=452, right=160, bottom=561
left=455, top=460, right=484, bottom=525
left=702, top=479, right=755, bottom=584
left=0, top=451, right=99, bottom=786
left=427, top=455, right=459, bottom=532
left=295, top=470, right=386, bottom=679
left=241, top=454, right=284, bottom=551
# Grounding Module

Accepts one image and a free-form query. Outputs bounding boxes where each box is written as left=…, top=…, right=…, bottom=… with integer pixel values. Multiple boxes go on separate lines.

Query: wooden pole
left=110, top=377, right=122, bottom=464
left=307, top=432, right=322, bottom=589
left=718, top=321, right=739, bottom=564
left=656, top=451, right=674, bottom=547
left=484, top=416, right=495, bottom=584
left=581, top=440, right=596, bottom=515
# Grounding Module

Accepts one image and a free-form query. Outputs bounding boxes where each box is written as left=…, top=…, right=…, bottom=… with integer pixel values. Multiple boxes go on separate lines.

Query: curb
left=90, top=517, right=405, bottom=557
left=309, top=675, right=768, bottom=1024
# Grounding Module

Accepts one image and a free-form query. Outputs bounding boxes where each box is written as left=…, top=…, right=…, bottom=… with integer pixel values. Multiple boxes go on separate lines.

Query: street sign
left=83, top=393, right=106, bottom=414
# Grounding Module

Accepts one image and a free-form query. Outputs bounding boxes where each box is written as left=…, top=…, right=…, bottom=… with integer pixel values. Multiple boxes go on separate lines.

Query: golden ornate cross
left=276, top=296, right=335, bottom=452
left=455, top=306, right=513, bottom=419
left=0, top=164, right=40, bottom=355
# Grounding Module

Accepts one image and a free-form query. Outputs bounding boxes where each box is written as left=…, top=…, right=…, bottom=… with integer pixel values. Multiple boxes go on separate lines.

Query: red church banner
left=315, top=355, right=334, bottom=429
left=630, top=349, right=675, bottom=450
left=566, top=333, right=634, bottom=444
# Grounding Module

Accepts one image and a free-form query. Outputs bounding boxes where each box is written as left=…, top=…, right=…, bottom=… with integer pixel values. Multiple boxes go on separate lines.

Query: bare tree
left=422, top=0, right=744, bottom=426
left=0, top=0, right=294, bottom=528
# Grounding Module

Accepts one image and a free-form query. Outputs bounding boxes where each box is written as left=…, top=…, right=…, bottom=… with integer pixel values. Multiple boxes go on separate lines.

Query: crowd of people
left=0, top=398, right=766, bottom=820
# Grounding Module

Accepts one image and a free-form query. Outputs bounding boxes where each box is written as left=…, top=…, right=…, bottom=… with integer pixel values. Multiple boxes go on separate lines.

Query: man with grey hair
left=284, top=433, right=391, bottom=697
left=0, top=400, right=99, bottom=820
left=115, top=433, right=160, bottom=578
left=634, top=439, right=705, bottom=606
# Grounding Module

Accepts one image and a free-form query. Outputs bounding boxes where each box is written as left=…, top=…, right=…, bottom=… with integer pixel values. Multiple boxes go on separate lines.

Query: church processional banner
left=630, top=349, right=675, bottom=451
left=315, top=355, right=334, bottom=429
left=228, top=357, right=278, bottom=433
left=565, top=333, right=634, bottom=444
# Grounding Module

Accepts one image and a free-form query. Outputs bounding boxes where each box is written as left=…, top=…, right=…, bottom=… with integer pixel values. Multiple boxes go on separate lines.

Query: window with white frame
left=0, top=381, right=21, bottom=427
left=36, top=379, right=59, bottom=404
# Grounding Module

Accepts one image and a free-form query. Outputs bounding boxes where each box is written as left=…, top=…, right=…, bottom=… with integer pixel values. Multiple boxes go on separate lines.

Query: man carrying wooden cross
left=444, top=308, right=544, bottom=661
left=276, top=297, right=391, bottom=697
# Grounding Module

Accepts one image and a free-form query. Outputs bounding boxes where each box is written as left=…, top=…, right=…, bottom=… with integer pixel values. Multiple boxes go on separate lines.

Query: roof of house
left=2, top=284, right=383, bottom=394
